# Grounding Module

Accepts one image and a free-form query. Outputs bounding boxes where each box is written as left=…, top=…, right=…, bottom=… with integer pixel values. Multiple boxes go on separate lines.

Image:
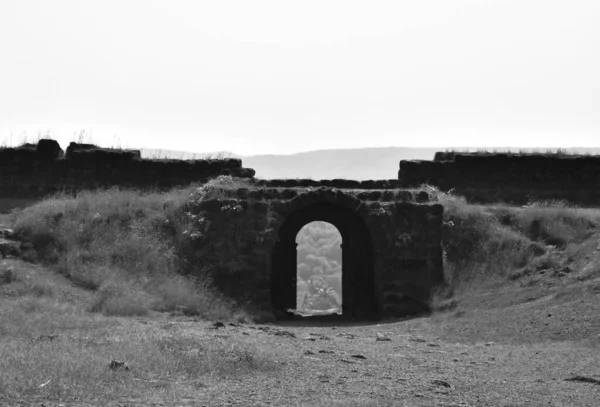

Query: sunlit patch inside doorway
left=295, top=221, right=342, bottom=316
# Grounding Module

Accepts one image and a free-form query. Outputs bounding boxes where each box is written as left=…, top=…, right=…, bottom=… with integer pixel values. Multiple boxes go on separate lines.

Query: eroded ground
left=1, top=256, right=599, bottom=407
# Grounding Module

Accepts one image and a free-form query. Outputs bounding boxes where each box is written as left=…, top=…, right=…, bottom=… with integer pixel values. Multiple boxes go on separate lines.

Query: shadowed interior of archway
left=271, top=202, right=378, bottom=321
left=295, top=221, right=342, bottom=316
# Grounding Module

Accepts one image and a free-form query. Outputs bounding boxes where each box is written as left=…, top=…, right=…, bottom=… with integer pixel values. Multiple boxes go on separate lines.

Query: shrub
left=188, top=175, right=253, bottom=202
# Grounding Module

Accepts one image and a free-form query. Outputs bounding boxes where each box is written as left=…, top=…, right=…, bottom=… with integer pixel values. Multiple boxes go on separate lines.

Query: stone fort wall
left=1, top=139, right=444, bottom=319
left=187, top=186, right=443, bottom=319
left=0, top=139, right=255, bottom=199
left=399, top=152, right=600, bottom=205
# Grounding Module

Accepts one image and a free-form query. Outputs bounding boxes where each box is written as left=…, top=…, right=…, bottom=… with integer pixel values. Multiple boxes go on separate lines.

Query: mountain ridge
left=141, top=147, right=600, bottom=181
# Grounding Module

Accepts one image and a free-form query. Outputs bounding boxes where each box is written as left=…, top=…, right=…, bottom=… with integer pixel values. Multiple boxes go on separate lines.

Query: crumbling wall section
left=399, top=153, right=600, bottom=205
left=0, top=139, right=255, bottom=198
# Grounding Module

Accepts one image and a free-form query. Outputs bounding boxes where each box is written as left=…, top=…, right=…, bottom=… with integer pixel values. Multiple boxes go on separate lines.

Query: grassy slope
left=1, top=181, right=600, bottom=404
left=2, top=184, right=254, bottom=321
left=428, top=187, right=600, bottom=346
left=0, top=181, right=274, bottom=404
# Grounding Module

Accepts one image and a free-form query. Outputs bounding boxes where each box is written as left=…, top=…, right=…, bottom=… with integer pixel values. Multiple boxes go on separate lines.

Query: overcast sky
left=0, top=0, right=598, bottom=155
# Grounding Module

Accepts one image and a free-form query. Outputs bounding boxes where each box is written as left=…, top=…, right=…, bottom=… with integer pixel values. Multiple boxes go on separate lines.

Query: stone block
left=36, top=139, right=64, bottom=161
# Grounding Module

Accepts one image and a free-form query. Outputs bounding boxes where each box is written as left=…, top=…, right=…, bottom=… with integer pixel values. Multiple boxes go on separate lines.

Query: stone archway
left=270, top=202, right=377, bottom=320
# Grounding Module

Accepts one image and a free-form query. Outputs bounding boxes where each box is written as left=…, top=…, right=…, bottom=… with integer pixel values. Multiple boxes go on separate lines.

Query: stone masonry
left=189, top=184, right=444, bottom=320
left=399, top=151, right=600, bottom=205
left=0, top=139, right=255, bottom=199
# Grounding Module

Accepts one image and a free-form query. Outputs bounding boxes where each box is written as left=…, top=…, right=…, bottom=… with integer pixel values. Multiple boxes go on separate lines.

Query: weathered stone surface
left=399, top=152, right=600, bottom=205
left=191, top=186, right=443, bottom=321
left=0, top=140, right=255, bottom=199
left=36, top=139, right=64, bottom=161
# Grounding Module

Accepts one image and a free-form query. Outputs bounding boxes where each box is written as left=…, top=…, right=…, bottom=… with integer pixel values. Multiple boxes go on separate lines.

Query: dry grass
left=0, top=268, right=276, bottom=404
left=1, top=129, right=104, bottom=149
left=424, top=185, right=600, bottom=296
left=6, top=176, right=273, bottom=325
left=10, top=185, right=239, bottom=320
left=144, top=149, right=234, bottom=160
left=0, top=131, right=51, bottom=148
left=187, top=175, right=255, bottom=201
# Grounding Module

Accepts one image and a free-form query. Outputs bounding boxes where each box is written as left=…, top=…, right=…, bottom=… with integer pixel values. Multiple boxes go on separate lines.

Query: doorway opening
left=270, top=202, right=378, bottom=321
left=295, top=221, right=342, bottom=316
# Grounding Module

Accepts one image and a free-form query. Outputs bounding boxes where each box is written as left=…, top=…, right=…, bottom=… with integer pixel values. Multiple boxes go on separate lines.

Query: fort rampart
left=399, top=152, right=600, bottom=205
left=0, top=139, right=255, bottom=199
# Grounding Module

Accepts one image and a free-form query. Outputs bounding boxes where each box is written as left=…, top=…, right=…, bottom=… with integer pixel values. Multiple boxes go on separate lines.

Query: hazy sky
left=1, top=0, right=598, bottom=155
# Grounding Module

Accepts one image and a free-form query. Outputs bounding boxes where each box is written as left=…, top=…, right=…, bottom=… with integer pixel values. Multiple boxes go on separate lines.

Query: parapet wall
left=399, top=153, right=600, bottom=205
left=254, top=179, right=403, bottom=189
left=0, top=139, right=255, bottom=198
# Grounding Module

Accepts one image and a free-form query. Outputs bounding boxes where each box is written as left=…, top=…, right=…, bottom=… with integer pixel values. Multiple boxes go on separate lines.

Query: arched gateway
left=271, top=202, right=377, bottom=320
left=196, top=184, right=444, bottom=321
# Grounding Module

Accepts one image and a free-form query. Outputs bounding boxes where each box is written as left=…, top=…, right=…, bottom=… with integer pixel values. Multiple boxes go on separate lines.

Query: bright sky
left=0, top=0, right=598, bottom=155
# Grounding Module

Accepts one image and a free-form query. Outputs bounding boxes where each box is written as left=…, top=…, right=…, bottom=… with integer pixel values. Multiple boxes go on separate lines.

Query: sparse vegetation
left=0, top=179, right=280, bottom=403
left=0, top=274, right=276, bottom=403
left=7, top=178, right=599, bottom=318
left=2, top=177, right=600, bottom=405
left=9, top=183, right=243, bottom=320
left=423, top=185, right=600, bottom=308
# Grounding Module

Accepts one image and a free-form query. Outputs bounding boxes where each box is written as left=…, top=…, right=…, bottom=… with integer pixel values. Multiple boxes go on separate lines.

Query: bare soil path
left=4, top=307, right=597, bottom=407
left=182, top=315, right=600, bottom=407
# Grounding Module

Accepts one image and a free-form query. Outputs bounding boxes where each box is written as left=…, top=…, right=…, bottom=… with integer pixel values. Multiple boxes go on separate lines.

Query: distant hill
left=141, top=147, right=600, bottom=181
left=241, top=148, right=444, bottom=180
left=142, top=147, right=440, bottom=180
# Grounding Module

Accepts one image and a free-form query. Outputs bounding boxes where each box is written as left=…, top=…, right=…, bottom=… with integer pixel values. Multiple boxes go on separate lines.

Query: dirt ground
left=123, top=308, right=600, bottom=407
left=2, top=272, right=599, bottom=407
